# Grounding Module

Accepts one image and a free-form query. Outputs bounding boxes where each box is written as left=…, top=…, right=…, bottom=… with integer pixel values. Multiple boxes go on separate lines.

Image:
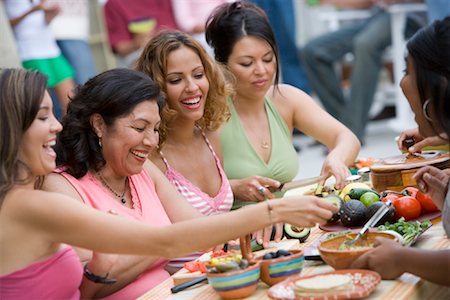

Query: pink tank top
left=161, top=131, right=233, bottom=216
left=0, top=247, right=82, bottom=300
left=59, top=169, right=172, bottom=300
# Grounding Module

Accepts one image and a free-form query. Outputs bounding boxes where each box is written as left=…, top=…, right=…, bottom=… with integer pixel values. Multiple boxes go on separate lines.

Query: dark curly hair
left=407, top=16, right=450, bottom=139
left=55, top=68, right=162, bottom=178
left=205, top=1, right=280, bottom=86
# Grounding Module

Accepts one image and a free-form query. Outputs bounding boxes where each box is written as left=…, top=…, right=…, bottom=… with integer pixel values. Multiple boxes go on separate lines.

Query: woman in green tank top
left=206, top=2, right=361, bottom=246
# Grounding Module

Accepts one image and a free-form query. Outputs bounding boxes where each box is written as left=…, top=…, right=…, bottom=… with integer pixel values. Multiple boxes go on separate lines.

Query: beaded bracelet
left=83, top=264, right=117, bottom=285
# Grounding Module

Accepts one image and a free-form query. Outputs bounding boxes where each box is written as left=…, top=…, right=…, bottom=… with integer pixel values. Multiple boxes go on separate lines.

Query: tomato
left=393, top=196, right=422, bottom=220
left=416, top=191, right=439, bottom=212
left=381, top=192, right=402, bottom=204
left=184, top=261, right=207, bottom=273
left=402, top=187, right=419, bottom=198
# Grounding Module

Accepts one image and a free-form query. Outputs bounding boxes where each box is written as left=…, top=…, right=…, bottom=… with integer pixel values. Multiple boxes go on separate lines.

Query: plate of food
left=267, top=269, right=381, bottom=300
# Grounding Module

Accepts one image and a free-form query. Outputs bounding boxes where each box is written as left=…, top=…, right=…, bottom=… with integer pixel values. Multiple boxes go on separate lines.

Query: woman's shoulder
left=42, top=172, right=83, bottom=201
left=269, top=84, right=310, bottom=104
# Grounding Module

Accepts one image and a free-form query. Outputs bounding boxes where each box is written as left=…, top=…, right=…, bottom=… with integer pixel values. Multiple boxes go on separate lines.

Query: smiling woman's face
left=400, top=55, right=437, bottom=138
left=18, top=91, right=62, bottom=176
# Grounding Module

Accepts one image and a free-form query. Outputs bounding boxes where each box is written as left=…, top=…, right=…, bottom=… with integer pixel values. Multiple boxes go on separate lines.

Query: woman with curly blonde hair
left=135, top=30, right=234, bottom=216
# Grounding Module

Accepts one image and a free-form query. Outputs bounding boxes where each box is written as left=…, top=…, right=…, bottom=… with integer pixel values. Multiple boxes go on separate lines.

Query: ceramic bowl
left=206, top=262, right=260, bottom=299
left=257, top=249, right=304, bottom=286
left=318, top=231, right=398, bottom=270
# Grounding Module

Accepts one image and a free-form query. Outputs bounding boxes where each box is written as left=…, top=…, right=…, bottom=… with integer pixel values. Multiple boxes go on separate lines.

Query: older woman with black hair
left=41, top=68, right=337, bottom=298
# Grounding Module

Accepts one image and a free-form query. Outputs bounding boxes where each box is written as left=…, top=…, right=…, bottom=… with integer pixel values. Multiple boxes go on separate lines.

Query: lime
left=360, top=192, right=380, bottom=207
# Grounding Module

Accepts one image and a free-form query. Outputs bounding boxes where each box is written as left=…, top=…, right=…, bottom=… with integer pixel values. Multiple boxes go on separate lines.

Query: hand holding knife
left=267, top=175, right=326, bottom=193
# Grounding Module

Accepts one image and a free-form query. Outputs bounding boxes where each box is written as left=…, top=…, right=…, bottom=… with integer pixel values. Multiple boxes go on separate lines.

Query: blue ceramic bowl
left=258, top=249, right=304, bottom=286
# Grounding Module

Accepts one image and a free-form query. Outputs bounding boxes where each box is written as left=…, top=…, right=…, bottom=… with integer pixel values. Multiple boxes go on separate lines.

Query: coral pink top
left=59, top=169, right=172, bottom=300
left=0, top=247, right=82, bottom=300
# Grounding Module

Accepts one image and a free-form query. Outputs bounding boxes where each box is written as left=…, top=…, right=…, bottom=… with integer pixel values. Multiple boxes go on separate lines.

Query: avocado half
left=324, top=194, right=344, bottom=223
left=283, top=224, right=311, bottom=243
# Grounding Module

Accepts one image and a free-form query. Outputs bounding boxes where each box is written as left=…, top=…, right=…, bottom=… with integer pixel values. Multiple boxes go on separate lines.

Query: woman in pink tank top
left=136, top=31, right=234, bottom=216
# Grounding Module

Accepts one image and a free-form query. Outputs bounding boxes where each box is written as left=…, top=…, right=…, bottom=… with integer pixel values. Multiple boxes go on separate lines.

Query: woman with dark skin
left=352, top=17, right=450, bottom=286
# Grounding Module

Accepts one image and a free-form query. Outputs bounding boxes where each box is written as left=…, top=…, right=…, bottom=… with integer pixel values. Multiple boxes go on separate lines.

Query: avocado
left=365, top=202, right=396, bottom=226
left=324, top=194, right=344, bottom=223
left=283, top=224, right=311, bottom=242
left=340, top=199, right=368, bottom=227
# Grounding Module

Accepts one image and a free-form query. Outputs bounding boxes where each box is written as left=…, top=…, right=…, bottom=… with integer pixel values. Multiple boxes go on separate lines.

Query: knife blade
left=276, top=175, right=326, bottom=193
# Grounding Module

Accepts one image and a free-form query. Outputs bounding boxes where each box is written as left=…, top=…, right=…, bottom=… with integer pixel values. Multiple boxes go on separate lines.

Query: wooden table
left=138, top=220, right=450, bottom=300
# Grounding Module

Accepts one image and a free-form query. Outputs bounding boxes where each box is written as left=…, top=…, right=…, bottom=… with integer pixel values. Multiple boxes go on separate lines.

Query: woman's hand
left=351, top=237, right=405, bottom=280
left=276, top=195, right=337, bottom=228
left=230, top=176, right=280, bottom=202
left=413, top=166, right=449, bottom=210
left=320, top=155, right=351, bottom=189
left=397, top=128, right=448, bottom=153
left=252, top=223, right=283, bottom=248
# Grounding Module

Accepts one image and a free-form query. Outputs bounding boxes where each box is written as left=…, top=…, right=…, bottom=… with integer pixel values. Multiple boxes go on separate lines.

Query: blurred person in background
left=171, top=0, right=233, bottom=56
left=250, top=0, right=312, bottom=94
left=5, top=0, right=75, bottom=116
left=48, top=0, right=96, bottom=85
left=103, top=0, right=178, bottom=68
left=301, top=0, right=423, bottom=143
left=426, top=0, right=450, bottom=22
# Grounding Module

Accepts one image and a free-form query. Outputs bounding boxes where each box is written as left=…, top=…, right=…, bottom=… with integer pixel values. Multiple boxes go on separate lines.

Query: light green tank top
left=220, top=97, right=299, bottom=209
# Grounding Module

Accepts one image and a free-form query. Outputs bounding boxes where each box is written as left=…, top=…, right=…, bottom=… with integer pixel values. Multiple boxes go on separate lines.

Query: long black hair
left=406, top=16, right=450, bottom=138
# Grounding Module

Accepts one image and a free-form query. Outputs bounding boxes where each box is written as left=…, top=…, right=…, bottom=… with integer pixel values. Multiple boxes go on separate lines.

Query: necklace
left=97, top=172, right=128, bottom=204
left=261, top=140, right=270, bottom=149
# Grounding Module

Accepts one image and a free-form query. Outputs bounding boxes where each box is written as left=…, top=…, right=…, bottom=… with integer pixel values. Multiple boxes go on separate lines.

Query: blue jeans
left=426, top=0, right=450, bottom=22
left=301, top=10, right=393, bottom=141
left=250, top=0, right=311, bottom=93
left=57, top=39, right=96, bottom=85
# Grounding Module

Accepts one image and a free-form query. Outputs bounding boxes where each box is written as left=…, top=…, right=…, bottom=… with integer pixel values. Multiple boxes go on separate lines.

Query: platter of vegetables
left=319, top=183, right=440, bottom=232
left=377, top=217, right=432, bottom=246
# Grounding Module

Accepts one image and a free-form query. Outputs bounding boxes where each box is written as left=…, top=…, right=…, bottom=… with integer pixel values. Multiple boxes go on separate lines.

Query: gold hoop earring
left=422, top=99, right=433, bottom=122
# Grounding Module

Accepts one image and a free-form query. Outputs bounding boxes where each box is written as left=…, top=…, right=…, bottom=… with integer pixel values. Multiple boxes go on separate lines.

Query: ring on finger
left=257, top=186, right=266, bottom=194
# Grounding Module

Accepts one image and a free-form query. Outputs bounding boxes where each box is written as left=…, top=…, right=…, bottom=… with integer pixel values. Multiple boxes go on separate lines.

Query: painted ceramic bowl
left=318, top=231, right=398, bottom=269
left=257, top=249, right=304, bottom=286
left=206, top=262, right=260, bottom=299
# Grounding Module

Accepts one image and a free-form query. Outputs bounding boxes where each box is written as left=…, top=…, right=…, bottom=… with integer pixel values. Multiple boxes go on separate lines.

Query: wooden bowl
left=256, top=249, right=304, bottom=286
left=206, top=262, right=260, bottom=299
left=318, top=232, right=398, bottom=270
left=370, top=151, right=449, bottom=192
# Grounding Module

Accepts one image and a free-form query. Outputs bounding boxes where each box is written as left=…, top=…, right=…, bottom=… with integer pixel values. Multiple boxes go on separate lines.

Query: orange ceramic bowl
left=256, top=249, right=304, bottom=286
left=206, top=262, right=260, bottom=299
left=318, top=232, right=398, bottom=270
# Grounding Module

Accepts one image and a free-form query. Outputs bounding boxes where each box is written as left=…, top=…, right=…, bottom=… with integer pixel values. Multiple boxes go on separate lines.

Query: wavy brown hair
left=135, top=30, right=233, bottom=145
left=0, top=69, right=47, bottom=202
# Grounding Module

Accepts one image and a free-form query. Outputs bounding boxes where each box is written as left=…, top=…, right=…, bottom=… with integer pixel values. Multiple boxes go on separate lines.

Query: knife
left=272, top=175, right=326, bottom=193
left=171, top=275, right=207, bottom=293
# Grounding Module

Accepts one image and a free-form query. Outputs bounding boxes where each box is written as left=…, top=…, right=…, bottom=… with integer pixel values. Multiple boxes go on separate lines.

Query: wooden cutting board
left=370, top=151, right=450, bottom=192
